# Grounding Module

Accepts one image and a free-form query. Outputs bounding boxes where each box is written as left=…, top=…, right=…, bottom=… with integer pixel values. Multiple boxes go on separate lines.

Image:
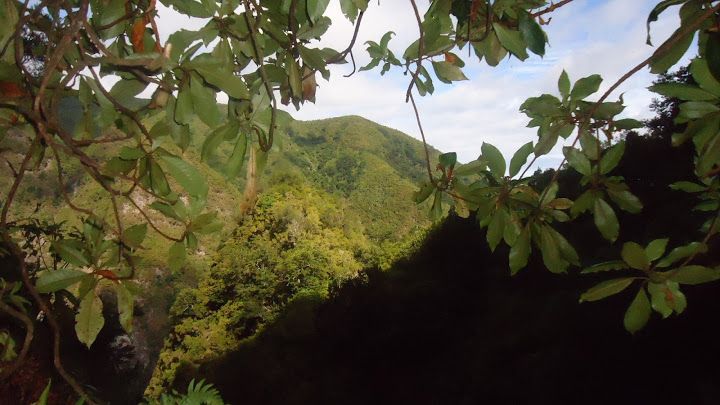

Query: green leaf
left=189, top=73, right=221, bottom=127
left=487, top=209, right=506, bottom=252
left=36, top=269, right=89, bottom=293
left=646, top=0, right=686, bottom=45
left=690, top=58, right=720, bottom=96
left=306, top=0, right=330, bottom=23
left=201, top=120, right=240, bottom=162
left=648, top=281, right=685, bottom=318
left=624, top=288, right=651, bottom=334
left=123, top=224, right=147, bottom=249
left=581, top=260, right=628, bottom=274
left=679, top=101, right=720, bottom=119
left=558, top=70, right=570, bottom=100
left=168, top=241, right=187, bottom=272
left=518, top=13, right=545, bottom=56
left=656, top=242, right=707, bottom=268
left=593, top=101, right=625, bottom=120
left=413, top=182, right=435, bottom=204
left=430, top=189, right=443, bottom=223
left=147, top=158, right=171, bottom=196
left=439, top=152, right=457, bottom=169
left=509, top=142, right=534, bottom=177
left=492, top=23, right=528, bottom=60
left=645, top=239, right=669, bottom=262
left=287, top=54, right=302, bottom=99
left=563, top=147, right=591, bottom=176
left=193, top=65, right=250, bottom=99
left=607, top=189, right=643, bottom=214
left=36, top=379, right=51, bottom=405
left=174, top=81, right=194, bottom=125
left=190, top=212, right=222, bottom=234
left=481, top=142, right=506, bottom=179
left=454, top=159, right=487, bottom=176
left=621, top=242, right=650, bottom=270
left=571, top=190, right=596, bottom=217
left=669, top=181, right=707, bottom=193
left=340, top=0, right=359, bottom=22
left=593, top=198, right=619, bottom=242
left=705, top=32, right=720, bottom=83
left=649, top=83, right=717, bottom=101
left=539, top=225, right=567, bottom=274
left=158, top=154, right=208, bottom=198
left=549, top=227, right=579, bottom=266
left=149, top=201, right=183, bottom=221
left=75, top=292, right=104, bottom=348
left=570, top=74, right=602, bottom=100
left=225, top=132, right=248, bottom=179
left=431, top=61, right=468, bottom=83
left=579, top=278, right=634, bottom=302
left=109, top=79, right=147, bottom=110
left=540, top=181, right=558, bottom=207
left=614, top=118, right=644, bottom=130
left=115, top=283, right=134, bottom=333
left=669, top=265, right=720, bottom=285
left=509, top=228, right=531, bottom=275
left=52, top=239, right=90, bottom=267
left=534, top=131, right=559, bottom=157
left=650, top=27, right=694, bottom=74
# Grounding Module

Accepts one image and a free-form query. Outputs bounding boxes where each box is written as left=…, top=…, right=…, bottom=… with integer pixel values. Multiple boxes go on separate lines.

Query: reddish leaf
left=444, top=52, right=457, bottom=64
left=0, top=81, right=26, bottom=98
left=302, top=67, right=317, bottom=103
left=95, top=269, right=119, bottom=281
left=131, top=19, right=146, bottom=53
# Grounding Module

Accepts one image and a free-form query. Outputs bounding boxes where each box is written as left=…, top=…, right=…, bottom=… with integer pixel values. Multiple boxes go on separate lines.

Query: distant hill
left=1, top=109, right=443, bottom=402
left=264, top=115, right=439, bottom=241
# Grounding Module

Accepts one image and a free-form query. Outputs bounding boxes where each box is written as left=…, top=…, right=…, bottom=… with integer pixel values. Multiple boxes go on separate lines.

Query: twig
left=0, top=135, right=39, bottom=227
left=409, top=93, right=435, bottom=184
left=0, top=300, right=34, bottom=380
left=243, top=0, right=277, bottom=152
left=406, top=0, right=425, bottom=103
left=531, top=0, right=575, bottom=18
left=2, top=239, right=98, bottom=404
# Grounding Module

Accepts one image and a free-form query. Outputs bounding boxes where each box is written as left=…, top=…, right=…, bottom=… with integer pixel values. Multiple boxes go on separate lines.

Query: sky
left=153, top=0, right=690, bottom=169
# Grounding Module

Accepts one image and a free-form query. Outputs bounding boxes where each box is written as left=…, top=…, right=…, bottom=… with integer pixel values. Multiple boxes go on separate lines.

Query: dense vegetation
left=0, top=112, right=434, bottom=402
left=2, top=0, right=720, bottom=403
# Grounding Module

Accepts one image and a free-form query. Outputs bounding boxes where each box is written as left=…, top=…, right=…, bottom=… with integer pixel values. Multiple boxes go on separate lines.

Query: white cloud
left=151, top=0, right=694, bottom=169
left=288, top=0, right=693, bottom=168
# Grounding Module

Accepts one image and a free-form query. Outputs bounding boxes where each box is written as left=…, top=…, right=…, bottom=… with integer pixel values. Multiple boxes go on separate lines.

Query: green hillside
left=1, top=112, right=439, bottom=401
left=144, top=115, right=439, bottom=397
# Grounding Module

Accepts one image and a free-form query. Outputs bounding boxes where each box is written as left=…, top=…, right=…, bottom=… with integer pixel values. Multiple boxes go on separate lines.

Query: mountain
left=143, top=115, right=440, bottom=399
left=0, top=112, right=441, bottom=403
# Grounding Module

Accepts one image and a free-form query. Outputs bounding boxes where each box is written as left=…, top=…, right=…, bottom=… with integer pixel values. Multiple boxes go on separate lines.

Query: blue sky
left=156, top=0, right=690, bottom=169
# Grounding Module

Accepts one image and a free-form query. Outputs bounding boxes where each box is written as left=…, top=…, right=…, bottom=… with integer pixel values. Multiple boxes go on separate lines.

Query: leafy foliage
left=2, top=0, right=720, bottom=400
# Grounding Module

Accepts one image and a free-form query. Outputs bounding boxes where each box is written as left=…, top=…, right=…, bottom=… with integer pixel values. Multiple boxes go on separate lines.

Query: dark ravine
left=168, top=133, right=720, bottom=405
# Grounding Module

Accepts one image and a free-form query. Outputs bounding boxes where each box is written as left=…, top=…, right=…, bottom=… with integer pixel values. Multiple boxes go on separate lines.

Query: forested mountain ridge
left=0, top=112, right=439, bottom=403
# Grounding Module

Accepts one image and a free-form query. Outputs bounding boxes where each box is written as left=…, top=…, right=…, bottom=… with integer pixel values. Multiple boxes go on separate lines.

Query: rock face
left=80, top=289, right=167, bottom=404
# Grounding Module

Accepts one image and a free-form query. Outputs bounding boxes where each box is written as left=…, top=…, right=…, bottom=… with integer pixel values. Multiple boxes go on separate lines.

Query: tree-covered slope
left=0, top=113, right=439, bottom=403
left=256, top=115, right=439, bottom=241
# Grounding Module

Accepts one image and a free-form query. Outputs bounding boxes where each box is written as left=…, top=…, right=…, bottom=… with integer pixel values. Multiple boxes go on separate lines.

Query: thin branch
left=531, top=0, right=575, bottom=18
left=243, top=0, right=277, bottom=152
left=0, top=135, right=39, bottom=227
left=127, top=197, right=184, bottom=242
left=2, top=239, right=97, bottom=404
left=409, top=92, right=435, bottom=184
left=406, top=0, right=425, bottom=103
left=0, top=300, right=34, bottom=380
left=50, top=142, right=95, bottom=217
